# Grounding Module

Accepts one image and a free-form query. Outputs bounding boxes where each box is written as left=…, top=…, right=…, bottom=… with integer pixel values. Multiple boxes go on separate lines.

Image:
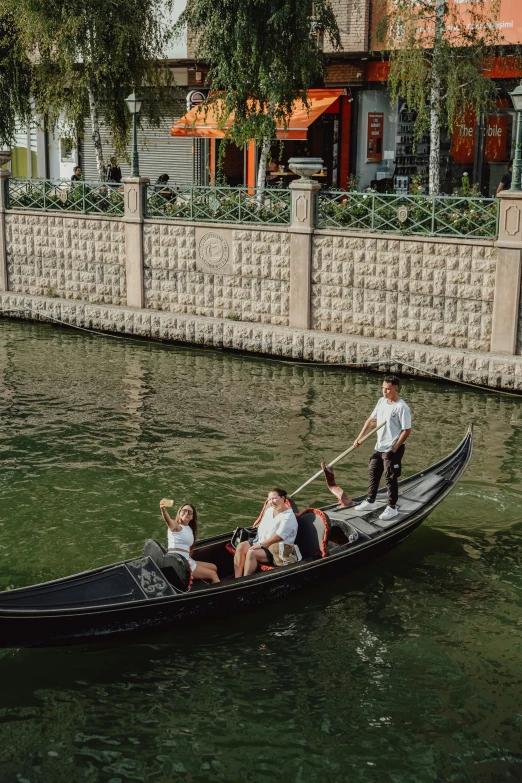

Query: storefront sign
left=367, top=112, right=384, bottom=162
left=450, top=110, right=476, bottom=164
left=484, top=115, right=509, bottom=162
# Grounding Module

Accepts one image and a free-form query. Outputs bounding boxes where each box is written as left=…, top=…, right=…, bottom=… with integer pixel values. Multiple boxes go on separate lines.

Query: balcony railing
left=317, top=191, right=499, bottom=239
left=145, top=184, right=291, bottom=225
left=7, top=178, right=124, bottom=216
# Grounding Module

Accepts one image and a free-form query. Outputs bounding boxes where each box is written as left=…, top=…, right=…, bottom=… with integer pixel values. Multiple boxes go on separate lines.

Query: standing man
left=352, top=375, right=412, bottom=521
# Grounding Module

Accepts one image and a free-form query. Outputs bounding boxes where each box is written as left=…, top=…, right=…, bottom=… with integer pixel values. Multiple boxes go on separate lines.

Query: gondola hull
left=0, top=428, right=472, bottom=648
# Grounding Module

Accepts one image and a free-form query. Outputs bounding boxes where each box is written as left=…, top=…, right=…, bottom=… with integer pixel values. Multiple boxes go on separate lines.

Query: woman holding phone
left=160, top=500, right=220, bottom=583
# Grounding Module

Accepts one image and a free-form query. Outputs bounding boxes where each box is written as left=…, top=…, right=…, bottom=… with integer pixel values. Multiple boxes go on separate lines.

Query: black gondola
left=0, top=427, right=472, bottom=648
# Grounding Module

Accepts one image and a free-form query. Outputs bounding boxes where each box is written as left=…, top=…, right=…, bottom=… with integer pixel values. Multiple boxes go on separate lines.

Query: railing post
left=288, top=176, right=321, bottom=330
left=122, top=176, right=149, bottom=309
left=491, top=191, right=522, bottom=353
left=0, top=167, right=10, bottom=291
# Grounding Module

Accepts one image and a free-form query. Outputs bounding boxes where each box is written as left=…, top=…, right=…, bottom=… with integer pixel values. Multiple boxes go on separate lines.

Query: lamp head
left=125, top=92, right=144, bottom=115
left=508, top=80, right=522, bottom=112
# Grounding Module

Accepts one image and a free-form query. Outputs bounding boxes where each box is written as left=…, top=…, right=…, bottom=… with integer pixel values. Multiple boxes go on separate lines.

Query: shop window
left=60, top=138, right=75, bottom=163
left=393, top=102, right=432, bottom=193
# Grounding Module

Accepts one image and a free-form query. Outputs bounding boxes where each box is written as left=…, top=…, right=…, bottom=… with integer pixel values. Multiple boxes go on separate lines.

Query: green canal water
left=0, top=319, right=521, bottom=783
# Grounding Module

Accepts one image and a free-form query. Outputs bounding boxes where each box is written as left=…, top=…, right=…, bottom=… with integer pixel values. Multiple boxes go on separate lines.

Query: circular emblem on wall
left=198, top=232, right=229, bottom=269
left=397, top=205, right=409, bottom=223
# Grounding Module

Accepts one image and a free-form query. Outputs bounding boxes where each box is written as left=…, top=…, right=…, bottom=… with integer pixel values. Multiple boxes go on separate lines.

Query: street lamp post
left=125, top=92, right=144, bottom=177
left=508, top=81, right=522, bottom=192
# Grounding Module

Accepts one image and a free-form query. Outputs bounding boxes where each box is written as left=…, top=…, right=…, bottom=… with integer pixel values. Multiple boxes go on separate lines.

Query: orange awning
left=171, top=89, right=344, bottom=140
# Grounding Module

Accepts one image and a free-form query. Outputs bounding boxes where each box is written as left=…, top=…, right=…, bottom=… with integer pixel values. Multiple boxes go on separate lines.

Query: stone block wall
left=312, top=233, right=497, bottom=352
left=5, top=212, right=126, bottom=305
left=1, top=206, right=506, bottom=358
left=143, top=222, right=291, bottom=325
left=517, top=300, right=522, bottom=355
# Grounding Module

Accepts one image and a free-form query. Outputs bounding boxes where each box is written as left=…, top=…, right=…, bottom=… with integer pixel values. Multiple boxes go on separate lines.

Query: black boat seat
left=143, top=540, right=192, bottom=592
left=328, top=519, right=359, bottom=546
left=295, top=508, right=331, bottom=559
left=339, top=516, right=381, bottom=537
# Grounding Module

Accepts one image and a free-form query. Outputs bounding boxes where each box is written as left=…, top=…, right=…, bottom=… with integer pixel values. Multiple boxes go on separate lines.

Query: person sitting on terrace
left=71, top=166, right=82, bottom=181
left=234, top=488, right=298, bottom=577
left=155, top=173, right=170, bottom=187
left=267, top=158, right=284, bottom=186
left=160, top=499, right=219, bottom=583
left=154, top=173, right=173, bottom=198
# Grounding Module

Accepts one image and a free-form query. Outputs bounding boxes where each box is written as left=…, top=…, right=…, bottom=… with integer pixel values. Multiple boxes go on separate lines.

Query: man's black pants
left=367, top=445, right=405, bottom=508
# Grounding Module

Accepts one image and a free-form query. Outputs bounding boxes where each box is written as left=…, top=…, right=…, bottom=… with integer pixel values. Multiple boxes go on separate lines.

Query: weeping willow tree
left=0, top=11, right=32, bottom=148
left=177, top=0, right=341, bottom=195
left=374, top=0, right=506, bottom=194
left=7, top=0, right=176, bottom=177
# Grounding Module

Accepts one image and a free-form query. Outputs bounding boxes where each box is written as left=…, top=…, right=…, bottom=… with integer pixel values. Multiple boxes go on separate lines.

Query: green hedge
left=317, top=193, right=499, bottom=239
left=8, top=181, right=124, bottom=216
left=146, top=188, right=291, bottom=225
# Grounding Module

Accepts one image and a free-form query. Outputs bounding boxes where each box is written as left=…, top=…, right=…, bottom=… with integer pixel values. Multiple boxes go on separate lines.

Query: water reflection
left=0, top=318, right=521, bottom=782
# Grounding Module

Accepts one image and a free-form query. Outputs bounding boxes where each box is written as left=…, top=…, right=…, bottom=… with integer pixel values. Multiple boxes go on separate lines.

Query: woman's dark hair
left=383, top=374, right=400, bottom=388
left=269, top=487, right=288, bottom=499
left=175, top=503, right=198, bottom=550
left=156, top=173, right=169, bottom=183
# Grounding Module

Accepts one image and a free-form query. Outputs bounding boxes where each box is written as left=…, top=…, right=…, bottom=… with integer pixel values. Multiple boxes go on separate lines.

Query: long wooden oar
left=290, top=422, right=385, bottom=498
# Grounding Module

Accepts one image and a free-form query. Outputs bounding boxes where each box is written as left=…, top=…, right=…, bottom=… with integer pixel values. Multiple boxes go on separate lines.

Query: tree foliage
left=0, top=11, right=32, bottom=147
left=178, top=0, right=341, bottom=184
left=374, top=0, right=508, bottom=193
left=4, top=0, right=176, bottom=172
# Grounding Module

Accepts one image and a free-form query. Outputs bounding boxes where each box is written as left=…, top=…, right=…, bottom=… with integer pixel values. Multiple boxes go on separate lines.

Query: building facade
left=323, top=0, right=522, bottom=195
left=5, top=0, right=522, bottom=193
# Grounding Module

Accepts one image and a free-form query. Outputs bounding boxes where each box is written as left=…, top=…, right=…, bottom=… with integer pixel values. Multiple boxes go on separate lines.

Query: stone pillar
left=0, top=168, right=10, bottom=292
left=288, top=178, right=321, bottom=330
left=491, top=191, right=522, bottom=354
left=122, top=176, right=149, bottom=309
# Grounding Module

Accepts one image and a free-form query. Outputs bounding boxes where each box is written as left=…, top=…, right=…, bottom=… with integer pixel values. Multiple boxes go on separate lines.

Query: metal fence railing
left=145, top=184, right=292, bottom=225
left=317, top=191, right=499, bottom=239
left=6, top=179, right=500, bottom=239
left=7, top=178, right=125, bottom=216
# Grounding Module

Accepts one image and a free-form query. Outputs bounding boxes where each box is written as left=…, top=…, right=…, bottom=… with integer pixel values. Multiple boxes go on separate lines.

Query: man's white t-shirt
left=371, top=397, right=412, bottom=452
left=253, top=507, right=298, bottom=546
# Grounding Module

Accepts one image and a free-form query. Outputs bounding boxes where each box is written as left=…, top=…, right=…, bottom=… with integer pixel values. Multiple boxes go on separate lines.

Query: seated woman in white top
left=160, top=500, right=220, bottom=583
left=234, top=487, right=298, bottom=578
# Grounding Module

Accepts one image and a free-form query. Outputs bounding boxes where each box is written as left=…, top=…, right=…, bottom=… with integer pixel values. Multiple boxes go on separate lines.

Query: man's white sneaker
left=379, top=505, right=399, bottom=521
left=354, top=499, right=376, bottom=511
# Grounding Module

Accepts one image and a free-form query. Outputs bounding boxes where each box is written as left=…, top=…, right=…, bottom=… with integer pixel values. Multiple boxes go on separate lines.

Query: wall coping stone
left=5, top=209, right=124, bottom=223
left=314, top=228, right=496, bottom=247
left=4, top=209, right=497, bottom=245
left=1, top=292, right=520, bottom=392
left=143, top=218, right=290, bottom=233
